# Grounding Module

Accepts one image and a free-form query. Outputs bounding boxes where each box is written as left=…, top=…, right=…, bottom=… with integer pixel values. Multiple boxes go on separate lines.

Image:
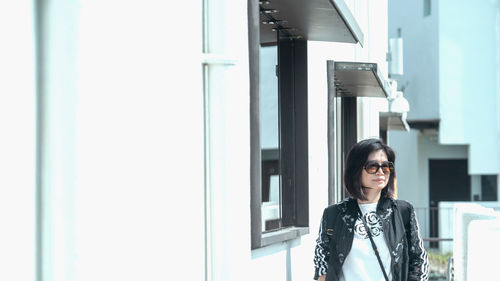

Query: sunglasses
left=363, top=161, right=394, bottom=175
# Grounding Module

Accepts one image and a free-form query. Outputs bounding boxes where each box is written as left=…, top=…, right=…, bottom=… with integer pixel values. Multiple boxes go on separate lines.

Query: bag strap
left=358, top=209, right=390, bottom=281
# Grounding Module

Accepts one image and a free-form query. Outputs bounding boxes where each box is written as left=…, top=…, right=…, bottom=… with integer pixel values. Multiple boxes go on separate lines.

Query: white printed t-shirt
left=340, top=202, right=392, bottom=281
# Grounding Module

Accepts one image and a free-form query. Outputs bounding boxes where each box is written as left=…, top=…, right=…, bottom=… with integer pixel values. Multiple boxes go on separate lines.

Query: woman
left=313, top=138, right=429, bottom=281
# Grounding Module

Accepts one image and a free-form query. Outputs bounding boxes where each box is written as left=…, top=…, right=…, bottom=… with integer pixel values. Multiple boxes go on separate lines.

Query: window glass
left=259, top=45, right=282, bottom=232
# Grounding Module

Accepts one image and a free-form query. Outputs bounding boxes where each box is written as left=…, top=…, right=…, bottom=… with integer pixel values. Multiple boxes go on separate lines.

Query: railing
left=414, top=203, right=500, bottom=281
left=414, top=207, right=454, bottom=252
left=414, top=207, right=455, bottom=281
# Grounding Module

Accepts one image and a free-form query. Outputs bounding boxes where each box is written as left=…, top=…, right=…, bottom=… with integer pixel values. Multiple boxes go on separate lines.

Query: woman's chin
left=365, top=184, right=386, bottom=190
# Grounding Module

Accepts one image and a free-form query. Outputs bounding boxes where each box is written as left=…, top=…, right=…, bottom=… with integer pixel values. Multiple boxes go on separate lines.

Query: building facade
left=0, top=1, right=400, bottom=280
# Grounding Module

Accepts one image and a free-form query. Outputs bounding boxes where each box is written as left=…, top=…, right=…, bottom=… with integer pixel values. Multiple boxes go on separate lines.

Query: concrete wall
left=467, top=218, right=500, bottom=281
left=388, top=0, right=439, bottom=120
left=439, top=201, right=500, bottom=253
left=452, top=203, right=500, bottom=281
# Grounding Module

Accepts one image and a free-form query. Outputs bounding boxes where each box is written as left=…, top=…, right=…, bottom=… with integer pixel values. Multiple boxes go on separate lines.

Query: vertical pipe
left=203, top=63, right=212, bottom=281
left=327, top=62, right=335, bottom=205
left=34, top=1, right=45, bottom=280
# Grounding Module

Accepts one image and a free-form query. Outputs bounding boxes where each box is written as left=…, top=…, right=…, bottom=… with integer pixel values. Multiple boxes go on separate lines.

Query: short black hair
left=344, top=138, right=396, bottom=201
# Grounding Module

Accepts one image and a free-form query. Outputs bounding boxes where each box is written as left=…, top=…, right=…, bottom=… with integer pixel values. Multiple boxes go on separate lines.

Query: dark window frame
left=326, top=63, right=358, bottom=204
left=340, top=97, right=357, bottom=200
left=249, top=0, right=309, bottom=250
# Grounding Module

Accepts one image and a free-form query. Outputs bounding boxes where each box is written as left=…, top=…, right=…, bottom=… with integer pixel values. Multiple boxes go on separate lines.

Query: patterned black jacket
left=313, top=197, right=429, bottom=281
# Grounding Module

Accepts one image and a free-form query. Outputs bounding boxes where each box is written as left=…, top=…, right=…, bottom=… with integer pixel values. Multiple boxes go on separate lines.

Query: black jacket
left=313, top=197, right=429, bottom=281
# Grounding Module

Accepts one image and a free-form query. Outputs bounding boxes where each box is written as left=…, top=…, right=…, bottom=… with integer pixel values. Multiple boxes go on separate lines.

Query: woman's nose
left=376, top=166, right=384, bottom=175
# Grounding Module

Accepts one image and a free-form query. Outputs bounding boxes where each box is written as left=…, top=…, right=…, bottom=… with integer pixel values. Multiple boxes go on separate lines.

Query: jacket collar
left=343, top=196, right=395, bottom=218
left=339, top=197, right=397, bottom=235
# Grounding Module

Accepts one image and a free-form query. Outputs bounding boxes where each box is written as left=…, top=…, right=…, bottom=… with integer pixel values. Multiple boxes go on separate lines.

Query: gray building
left=388, top=0, right=500, bottom=250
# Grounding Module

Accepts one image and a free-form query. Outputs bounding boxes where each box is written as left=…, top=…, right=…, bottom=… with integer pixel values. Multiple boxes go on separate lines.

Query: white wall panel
left=41, top=1, right=205, bottom=280
left=0, top=1, right=36, bottom=280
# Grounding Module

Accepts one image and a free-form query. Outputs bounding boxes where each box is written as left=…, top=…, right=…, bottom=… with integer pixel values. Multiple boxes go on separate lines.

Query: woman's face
left=361, top=149, right=390, bottom=191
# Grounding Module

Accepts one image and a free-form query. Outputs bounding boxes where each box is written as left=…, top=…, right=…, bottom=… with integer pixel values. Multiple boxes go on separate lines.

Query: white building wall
left=39, top=0, right=252, bottom=280
left=357, top=0, right=389, bottom=140
left=203, top=1, right=251, bottom=281
left=0, top=1, right=36, bottom=280
left=40, top=1, right=207, bottom=280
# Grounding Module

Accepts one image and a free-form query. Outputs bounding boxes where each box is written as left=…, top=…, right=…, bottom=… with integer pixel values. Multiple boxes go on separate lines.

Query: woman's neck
left=358, top=188, right=381, bottom=204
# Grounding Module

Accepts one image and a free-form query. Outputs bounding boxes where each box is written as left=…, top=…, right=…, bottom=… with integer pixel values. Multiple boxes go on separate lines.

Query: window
left=424, top=0, right=431, bottom=17
left=481, top=175, right=498, bottom=201
left=328, top=92, right=344, bottom=204
left=249, top=0, right=309, bottom=249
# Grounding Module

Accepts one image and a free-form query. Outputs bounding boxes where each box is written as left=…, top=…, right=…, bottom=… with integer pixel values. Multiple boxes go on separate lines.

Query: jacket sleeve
left=313, top=208, right=330, bottom=280
left=406, top=203, right=430, bottom=281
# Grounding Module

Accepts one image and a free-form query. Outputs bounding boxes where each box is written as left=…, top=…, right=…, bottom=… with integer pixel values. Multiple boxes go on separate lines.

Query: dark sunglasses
left=363, top=161, right=394, bottom=175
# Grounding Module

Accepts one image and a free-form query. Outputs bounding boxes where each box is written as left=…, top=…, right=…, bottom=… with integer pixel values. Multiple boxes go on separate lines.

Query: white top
left=340, top=202, right=392, bottom=281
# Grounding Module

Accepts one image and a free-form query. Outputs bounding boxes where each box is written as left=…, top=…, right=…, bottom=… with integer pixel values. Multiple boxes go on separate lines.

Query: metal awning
left=379, top=112, right=410, bottom=131
left=327, top=61, right=389, bottom=98
left=260, top=0, right=364, bottom=45
left=407, top=119, right=439, bottom=130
